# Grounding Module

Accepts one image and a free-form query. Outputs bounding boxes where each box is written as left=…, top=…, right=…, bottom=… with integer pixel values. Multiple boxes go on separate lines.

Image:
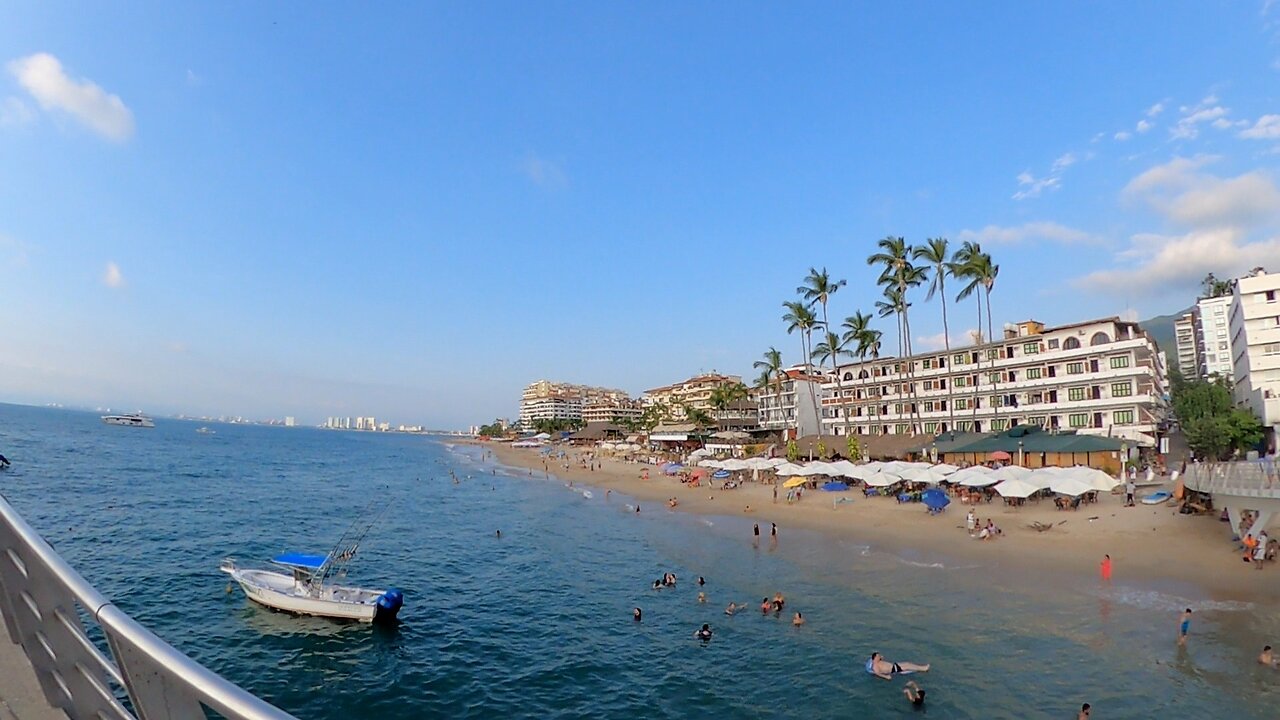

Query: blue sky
left=3, top=2, right=1280, bottom=427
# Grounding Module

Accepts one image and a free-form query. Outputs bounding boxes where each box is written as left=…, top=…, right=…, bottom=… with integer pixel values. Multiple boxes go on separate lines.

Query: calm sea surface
left=0, top=403, right=1276, bottom=719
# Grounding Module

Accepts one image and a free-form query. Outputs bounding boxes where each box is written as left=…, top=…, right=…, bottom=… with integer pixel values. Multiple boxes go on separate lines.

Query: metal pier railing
left=1183, top=462, right=1280, bottom=500
left=0, top=494, right=298, bottom=720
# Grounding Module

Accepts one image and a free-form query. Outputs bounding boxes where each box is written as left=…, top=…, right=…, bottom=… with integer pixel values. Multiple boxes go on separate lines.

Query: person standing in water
left=753, top=523, right=760, bottom=547
left=633, top=608, right=642, bottom=622
left=1178, top=608, right=1192, bottom=646
left=1258, top=645, right=1276, bottom=667
left=1100, top=554, right=1111, bottom=580
left=694, top=624, right=712, bottom=641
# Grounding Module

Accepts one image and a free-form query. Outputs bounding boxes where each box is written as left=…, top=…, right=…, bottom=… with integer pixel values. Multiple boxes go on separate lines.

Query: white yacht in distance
left=101, top=413, right=155, bottom=428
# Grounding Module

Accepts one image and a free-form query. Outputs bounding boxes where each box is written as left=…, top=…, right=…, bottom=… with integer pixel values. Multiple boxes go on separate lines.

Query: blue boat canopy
left=272, top=552, right=327, bottom=569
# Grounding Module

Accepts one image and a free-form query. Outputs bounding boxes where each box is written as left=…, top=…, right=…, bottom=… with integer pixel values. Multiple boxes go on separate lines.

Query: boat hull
left=101, top=415, right=155, bottom=428
left=225, top=568, right=396, bottom=623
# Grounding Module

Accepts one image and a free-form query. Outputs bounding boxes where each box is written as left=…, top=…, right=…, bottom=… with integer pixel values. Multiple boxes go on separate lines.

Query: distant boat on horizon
left=196, top=426, right=216, bottom=434
left=101, top=413, right=155, bottom=428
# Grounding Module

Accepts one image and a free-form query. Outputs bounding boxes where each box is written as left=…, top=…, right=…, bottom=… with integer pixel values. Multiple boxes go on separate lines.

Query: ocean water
left=0, top=403, right=1277, bottom=719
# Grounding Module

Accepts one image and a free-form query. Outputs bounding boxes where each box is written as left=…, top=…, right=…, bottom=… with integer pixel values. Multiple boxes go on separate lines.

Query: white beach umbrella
left=862, top=461, right=885, bottom=471
left=961, top=464, right=993, bottom=474
left=1048, top=475, right=1095, bottom=497
left=1026, top=468, right=1062, bottom=486
left=827, top=460, right=860, bottom=477
left=793, top=463, right=829, bottom=476
left=720, top=458, right=751, bottom=471
left=995, top=478, right=1042, bottom=499
left=880, top=461, right=913, bottom=474
left=958, top=472, right=1001, bottom=488
left=699, top=459, right=723, bottom=468
left=932, top=463, right=960, bottom=475
left=990, top=465, right=1032, bottom=482
left=1065, top=467, right=1120, bottom=492
left=863, top=471, right=903, bottom=488
left=743, top=457, right=774, bottom=470
left=899, top=466, right=949, bottom=484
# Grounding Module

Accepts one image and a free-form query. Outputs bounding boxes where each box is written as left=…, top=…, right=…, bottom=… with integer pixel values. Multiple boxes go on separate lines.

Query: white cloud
left=915, top=329, right=978, bottom=352
left=1076, top=157, right=1280, bottom=294
left=102, top=261, right=125, bottom=288
left=6, top=53, right=134, bottom=142
left=1146, top=101, right=1166, bottom=117
left=185, top=69, right=201, bottom=87
left=1012, top=172, right=1059, bottom=200
left=957, top=221, right=1100, bottom=245
left=1136, top=119, right=1153, bottom=134
left=1051, top=152, right=1077, bottom=172
left=1123, top=156, right=1280, bottom=228
left=1114, top=131, right=1132, bottom=141
left=520, top=153, right=568, bottom=189
left=1169, top=97, right=1230, bottom=140
left=0, top=96, right=34, bottom=126
left=1240, top=114, right=1280, bottom=140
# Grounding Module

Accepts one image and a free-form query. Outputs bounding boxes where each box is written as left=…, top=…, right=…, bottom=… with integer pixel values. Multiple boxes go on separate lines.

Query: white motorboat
left=196, top=426, right=216, bottom=434
left=101, top=413, right=155, bottom=428
left=221, top=510, right=403, bottom=624
left=220, top=555, right=403, bottom=623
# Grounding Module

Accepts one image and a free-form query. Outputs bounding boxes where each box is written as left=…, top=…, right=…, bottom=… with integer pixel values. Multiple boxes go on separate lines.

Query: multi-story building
left=1197, top=295, right=1235, bottom=380
left=581, top=398, right=643, bottom=425
left=519, top=380, right=633, bottom=428
left=1229, top=269, right=1280, bottom=443
left=755, top=365, right=828, bottom=438
left=1174, top=311, right=1199, bottom=378
left=641, top=373, right=744, bottom=422
left=818, top=317, right=1169, bottom=447
left=713, top=398, right=760, bottom=433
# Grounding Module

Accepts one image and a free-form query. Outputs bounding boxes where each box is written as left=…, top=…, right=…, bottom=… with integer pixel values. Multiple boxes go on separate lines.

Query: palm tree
left=841, top=311, right=875, bottom=437
left=753, top=347, right=786, bottom=433
left=976, top=252, right=1001, bottom=426
left=782, top=300, right=822, bottom=432
left=797, top=267, right=847, bottom=345
left=868, top=237, right=926, bottom=435
left=682, top=404, right=714, bottom=448
left=913, top=237, right=956, bottom=434
left=812, top=330, right=853, bottom=440
left=954, top=241, right=989, bottom=431
left=859, top=328, right=883, bottom=434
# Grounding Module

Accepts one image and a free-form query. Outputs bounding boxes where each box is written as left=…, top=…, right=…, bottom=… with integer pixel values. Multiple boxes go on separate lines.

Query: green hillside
left=1139, top=307, right=1190, bottom=373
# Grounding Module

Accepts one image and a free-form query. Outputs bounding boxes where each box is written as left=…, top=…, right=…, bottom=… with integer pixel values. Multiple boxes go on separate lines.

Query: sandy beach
left=473, top=440, right=1279, bottom=602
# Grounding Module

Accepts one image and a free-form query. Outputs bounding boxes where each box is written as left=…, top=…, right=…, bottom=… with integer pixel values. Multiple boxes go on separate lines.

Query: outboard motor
left=374, top=588, right=404, bottom=623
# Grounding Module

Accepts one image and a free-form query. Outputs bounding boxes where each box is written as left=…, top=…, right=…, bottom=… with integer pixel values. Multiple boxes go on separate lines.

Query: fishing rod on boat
left=313, top=493, right=391, bottom=588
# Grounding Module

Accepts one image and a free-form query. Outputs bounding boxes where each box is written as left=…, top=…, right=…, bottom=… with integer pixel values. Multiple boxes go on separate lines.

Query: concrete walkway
left=0, top=639, right=64, bottom=720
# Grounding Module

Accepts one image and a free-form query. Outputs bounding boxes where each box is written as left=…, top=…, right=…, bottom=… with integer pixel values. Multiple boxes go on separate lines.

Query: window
left=1214, top=307, right=1225, bottom=315
left=922, top=358, right=934, bottom=369
left=894, top=403, right=903, bottom=415
left=1066, top=362, right=1085, bottom=375
left=1217, top=342, right=1227, bottom=350
left=1263, top=343, right=1280, bottom=356
left=1068, top=387, right=1086, bottom=401
left=1113, top=409, right=1135, bottom=424
left=1023, top=342, right=1040, bottom=354
left=1111, top=382, right=1132, bottom=397
left=990, top=395, right=1005, bottom=407
left=1109, top=356, right=1130, bottom=369
left=990, top=419, right=1007, bottom=431
left=895, top=424, right=909, bottom=435
left=956, top=420, right=974, bottom=431
left=987, top=349, right=1000, bottom=360
left=924, top=422, right=938, bottom=434
left=1048, top=339, right=1060, bottom=349
left=1028, top=416, right=1045, bottom=427
left=1027, top=367, right=1043, bottom=380
left=1267, top=290, right=1276, bottom=302
left=1069, top=413, right=1089, bottom=428
left=953, top=398, right=968, bottom=410
left=953, top=354, right=965, bottom=366
left=988, top=372, right=1002, bottom=384
left=954, top=376, right=968, bottom=388
left=924, top=401, right=935, bottom=412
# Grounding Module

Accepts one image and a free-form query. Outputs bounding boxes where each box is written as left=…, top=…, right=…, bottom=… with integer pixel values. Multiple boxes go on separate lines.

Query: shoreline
left=466, top=440, right=1278, bottom=604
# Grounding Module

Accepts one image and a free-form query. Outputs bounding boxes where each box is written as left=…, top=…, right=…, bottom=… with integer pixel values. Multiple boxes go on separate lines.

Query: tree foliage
left=1173, top=376, right=1264, bottom=460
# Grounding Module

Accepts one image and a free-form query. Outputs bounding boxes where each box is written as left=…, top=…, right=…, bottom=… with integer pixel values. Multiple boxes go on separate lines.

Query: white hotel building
left=1196, top=294, right=1236, bottom=380
left=1229, top=270, right=1280, bottom=442
left=819, top=317, right=1169, bottom=447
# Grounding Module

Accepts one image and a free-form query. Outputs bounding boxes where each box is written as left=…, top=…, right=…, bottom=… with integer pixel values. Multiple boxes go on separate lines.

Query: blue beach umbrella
left=712, top=470, right=731, bottom=479
left=821, top=481, right=850, bottom=492
left=921, top=488, right=950, bottom=511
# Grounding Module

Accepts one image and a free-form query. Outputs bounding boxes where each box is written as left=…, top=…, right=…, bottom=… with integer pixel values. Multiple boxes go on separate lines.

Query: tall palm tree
left=798, top=267, right=847, bottom=346
left=859, top=328, right=883, bottom=434
left=812, top=329, right=853, bottom=440
left=868, top=237, right=930, bottom=435
left=913, top=237, right=957, bottom=434
left=954, top=241, right=990, bottom=431
left=782, top=300, right=822, bottom=433
left=753, top=347, right=786, bottom=433
left=841, top=311, right=875, bottom=437
left=976, top=252, right=1001, bottom=426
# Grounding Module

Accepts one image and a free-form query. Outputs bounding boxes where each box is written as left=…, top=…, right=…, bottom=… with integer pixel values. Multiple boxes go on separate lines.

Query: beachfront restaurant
left=924, top=426, right=1127, bottom=474
left=649, top=423, right=703, bottom=453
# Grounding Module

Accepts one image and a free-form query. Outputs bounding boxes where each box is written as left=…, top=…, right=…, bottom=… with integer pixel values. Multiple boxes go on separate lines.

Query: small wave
left=699, top=519, right=714, bottom=527
left=1105, top=587, right=1255, bottom=612
left=897, top=559, right=946, bottom=569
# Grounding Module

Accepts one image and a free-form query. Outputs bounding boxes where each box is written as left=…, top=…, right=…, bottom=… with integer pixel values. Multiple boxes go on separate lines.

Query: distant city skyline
left=3, top=3, right=1280, bottom=428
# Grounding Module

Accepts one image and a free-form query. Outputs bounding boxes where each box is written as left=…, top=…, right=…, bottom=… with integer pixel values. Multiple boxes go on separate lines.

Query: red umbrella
left=990, top=451, right=1012, bottom=461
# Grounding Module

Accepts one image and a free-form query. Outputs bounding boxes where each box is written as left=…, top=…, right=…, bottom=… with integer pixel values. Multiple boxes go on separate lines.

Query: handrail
left=1183, top=462, right=1279, bottom=496
left=0, top=494, right=298, bottom=720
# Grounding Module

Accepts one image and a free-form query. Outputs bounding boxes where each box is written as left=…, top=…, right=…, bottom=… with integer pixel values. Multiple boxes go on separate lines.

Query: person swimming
left=903, top=680, right=925, bottom=707
left=697, top=576, right=705, bottom=586
left=792, top=612, right=805, bottom=626
left=633, top=607, right=642, bottom=622
left=697, top=592, right=706, bottom=603
left=760, top=597, right=771, bottom=614
left=725, top=602, right=739, bottom=616
left=695, top=623, right=713, bottom=641
left=652, top=579, right=663, bottom=590
left=1260, top=645, right=1276, bottom=667
left=867, top=652, right=930, bottom=680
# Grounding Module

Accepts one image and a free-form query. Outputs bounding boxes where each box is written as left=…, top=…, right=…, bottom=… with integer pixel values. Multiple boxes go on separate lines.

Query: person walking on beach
left=1125, top=475, right=1136, bottom=507
left=771, top=522, right=778, bottom=541
left=1178, top=608, right=1192, bottom=646
left=966, top=509, right=976, bottom=536
left=753, top=523, right=760, bottom=547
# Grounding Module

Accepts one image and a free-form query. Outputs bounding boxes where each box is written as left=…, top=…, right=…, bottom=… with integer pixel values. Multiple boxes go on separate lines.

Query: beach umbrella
left=990, top=450, right=1012, bottom=461
left=793, top=463, right=829, bottom=476
left=990, top=465, right=1032, bottom=482
left=932, top=463, right=960, bottom=475
left=783, top=476, right=807, bottom=488
left=600, top=442, right=616, bottom=450
left=690, top=468, right=708, bottom=479
left=995, top=478, right=1041, bottom=499
left=863, top=472, right=902, bottom=488
left=1065, top=467, right=1121, bottom=491
left=881, top=461, right=913, bottom=474
left=921, top=488, right=950, bottom=511
left=720, top=458, right=750, bottom=471
left=773, top=462, right=805, bottom=476
left=827, top=460, right=860, bottom=477
left=958, top=472, right=1000, bottom=488
left=689, top=448, right=713, bottom=458
left=900, top=466, right=949, bottom=484
left=698, top=459, right=722, bottom=468
left=743, top=457, right=774, bottom=470
left=1048, top=475, right=1095, bottom=497
left=862, top=461, right=885, bottom=472
left=712, top=469, right=731, bottom=479
left=821, top=480, right=850, bottom=492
